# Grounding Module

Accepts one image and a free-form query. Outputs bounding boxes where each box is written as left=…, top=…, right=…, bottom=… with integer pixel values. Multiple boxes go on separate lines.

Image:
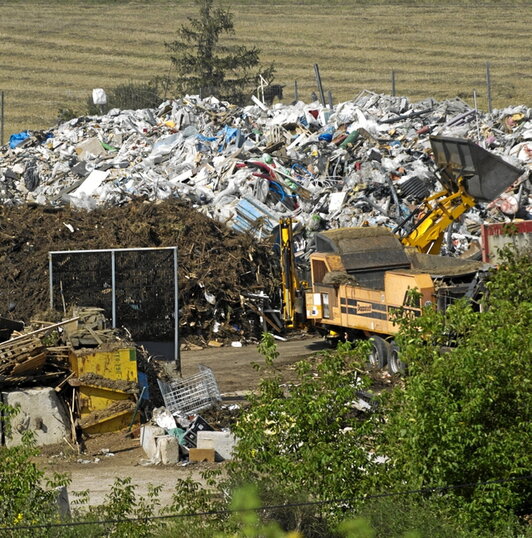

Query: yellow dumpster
left=69, top=347, right=139, bottom=433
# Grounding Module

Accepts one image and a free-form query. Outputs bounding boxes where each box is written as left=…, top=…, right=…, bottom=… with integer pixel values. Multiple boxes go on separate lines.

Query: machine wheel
left=367, top=336, right=389, bottom=369
left=388, top=343, right=407, bottom=375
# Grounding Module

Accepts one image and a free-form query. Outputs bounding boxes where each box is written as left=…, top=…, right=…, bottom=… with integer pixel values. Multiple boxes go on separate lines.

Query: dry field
left=0, top=0, right=530, bottom=138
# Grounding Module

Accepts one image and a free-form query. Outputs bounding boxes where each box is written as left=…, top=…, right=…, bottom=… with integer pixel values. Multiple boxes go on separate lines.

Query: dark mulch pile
left=0, top=198, right=277, bottom=343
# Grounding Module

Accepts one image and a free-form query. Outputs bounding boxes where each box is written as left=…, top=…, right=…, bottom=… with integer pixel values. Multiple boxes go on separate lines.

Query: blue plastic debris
left=9, top=131, right=30, bottom=149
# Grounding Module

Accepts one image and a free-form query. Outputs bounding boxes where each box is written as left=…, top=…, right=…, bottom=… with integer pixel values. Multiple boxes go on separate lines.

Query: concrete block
left=156, top=435, right=180, bottom=465
left=2, top=387, right=70, bottom=447
left=140, top=425, right=165, bottom=460
left=189, top=448, right=215, bottom=463
left=56, top=486, right=71, bottom=520
left=197, top=431, right=237, bottom=460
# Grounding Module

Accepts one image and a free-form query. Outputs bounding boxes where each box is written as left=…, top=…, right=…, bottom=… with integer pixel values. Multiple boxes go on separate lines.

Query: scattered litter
left=152, top=406, right=177, bottom=430
left=76, top=457, right=101, bottom=464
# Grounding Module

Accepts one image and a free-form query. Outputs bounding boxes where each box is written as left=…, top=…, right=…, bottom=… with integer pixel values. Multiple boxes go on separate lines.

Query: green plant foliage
left=227, top=334, right=376, bottom=531
left=165, top=0, right=274, bottom=105
left=378, top=248, right=532, bottom=534
left=347, top=495, right=472, bottom=538
left=79, top=477, right=163, bottom=537
left=56, top=108, right=80, bottom=124
left=0, top=403, right=70, bottom=536
left=161, top=476, right=232, bottom=536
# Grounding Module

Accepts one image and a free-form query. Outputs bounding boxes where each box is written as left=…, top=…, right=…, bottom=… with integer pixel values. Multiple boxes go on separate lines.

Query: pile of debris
left=1, top=91, right=530, bottom=258
left=140, top=370, right=236, bottom=465
left=0, top=318, right=76, bottom=387
left=0, top=200, right=277, bottom=343
left=0, top=309, right=156, bottom=448
left=0, top=307, right=233, bottom=461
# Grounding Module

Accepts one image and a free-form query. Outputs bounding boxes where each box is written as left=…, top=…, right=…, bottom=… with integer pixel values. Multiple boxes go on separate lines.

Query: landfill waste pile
left=140, top=403, right=238, bottom=465
left=1, top=91, right=530, bottom=258
left=1, top=91, right=531, bottom=346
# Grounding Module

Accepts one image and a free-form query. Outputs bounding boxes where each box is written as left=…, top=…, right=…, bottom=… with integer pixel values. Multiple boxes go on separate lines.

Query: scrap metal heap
left=0, top=91, right=529, bottom=251
left=0, top=310, right=154, bottom=444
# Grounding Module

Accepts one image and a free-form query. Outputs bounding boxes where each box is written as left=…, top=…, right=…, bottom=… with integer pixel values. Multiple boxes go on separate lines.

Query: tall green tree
left=166, top=0, right=274, bottom=105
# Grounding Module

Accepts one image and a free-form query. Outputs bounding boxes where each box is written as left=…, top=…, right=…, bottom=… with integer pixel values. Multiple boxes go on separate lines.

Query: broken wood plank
left=0, top=317, right=79, bottom=350
left=55, top=372, right=75, bottom=392
left=11, top=352, right=47, bottom=375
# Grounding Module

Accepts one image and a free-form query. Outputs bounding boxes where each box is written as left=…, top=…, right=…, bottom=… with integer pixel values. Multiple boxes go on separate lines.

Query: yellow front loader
left=280, top=136, right=523, bottom=372
left=396, top=135, right=522, bottom=254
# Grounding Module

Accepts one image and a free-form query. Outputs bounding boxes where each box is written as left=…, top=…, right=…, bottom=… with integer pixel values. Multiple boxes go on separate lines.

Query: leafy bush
left=377, top=248, right=532, bottom=534
left=225, top=334, right=375, bottom=533
left=0, top=403, right=70, bottom=535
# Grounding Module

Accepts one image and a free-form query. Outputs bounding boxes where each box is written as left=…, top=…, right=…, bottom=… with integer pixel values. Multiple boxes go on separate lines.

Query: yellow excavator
left=279, top=136, right=523, bottom=372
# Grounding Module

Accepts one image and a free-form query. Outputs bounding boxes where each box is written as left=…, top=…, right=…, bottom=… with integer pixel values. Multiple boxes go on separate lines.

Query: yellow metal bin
left=69, top=347, right=139, bottom=433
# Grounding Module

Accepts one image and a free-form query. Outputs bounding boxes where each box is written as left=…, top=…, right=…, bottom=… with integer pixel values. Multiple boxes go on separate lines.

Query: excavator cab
left=397, top=136, right=523, bottom=254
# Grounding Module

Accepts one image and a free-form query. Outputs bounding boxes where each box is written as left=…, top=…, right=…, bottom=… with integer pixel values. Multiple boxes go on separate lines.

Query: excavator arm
left=279, top=217, right=305, bottom=328
left=398, top=182, right=476, bottom=254
left=396, top=136, right=522, bottom=255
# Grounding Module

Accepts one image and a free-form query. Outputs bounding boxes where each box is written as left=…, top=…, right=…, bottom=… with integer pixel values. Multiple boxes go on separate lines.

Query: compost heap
left=0, top=199, right=277, bottom=343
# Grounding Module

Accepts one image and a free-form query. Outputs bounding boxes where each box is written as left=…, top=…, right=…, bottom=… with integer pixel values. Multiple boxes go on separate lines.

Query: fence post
left=294, top=80, right=299, bottom=102
left=391, top=70, right=396, bottom=97
left=0, top=90, right=4, bottom=147
left=313, top=63, right=326, bottom=107
left=486, top=62, right=492, bottom=113
left=473, top=89, right=481, bottom=144
left=49, top=253, right=54, bottom=311
left=173, top=246, right=181, bottom=374
left=111, top=250, right=116, bottom=329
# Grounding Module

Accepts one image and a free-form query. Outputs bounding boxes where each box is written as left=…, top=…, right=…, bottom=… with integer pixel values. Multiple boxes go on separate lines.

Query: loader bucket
left=430, top=136, right=523, bottom=203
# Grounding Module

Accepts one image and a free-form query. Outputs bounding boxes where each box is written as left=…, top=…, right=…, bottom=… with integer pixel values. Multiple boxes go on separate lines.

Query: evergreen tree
left=166, top=0, right=274, bottom=105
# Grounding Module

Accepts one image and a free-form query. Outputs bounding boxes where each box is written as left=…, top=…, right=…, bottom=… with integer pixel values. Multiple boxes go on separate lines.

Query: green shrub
left=86, top=80, right=165, bottom=115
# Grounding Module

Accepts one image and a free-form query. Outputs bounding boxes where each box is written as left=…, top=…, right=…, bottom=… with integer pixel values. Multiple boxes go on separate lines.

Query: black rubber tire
left=388, top=343, right=407, bottom=375
left=368, top=336, right=390, bottom=369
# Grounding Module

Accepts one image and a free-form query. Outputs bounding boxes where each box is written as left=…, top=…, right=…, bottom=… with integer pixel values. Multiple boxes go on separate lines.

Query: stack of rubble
left=0, top=92, right=529, bottom=258
left=0, top=200, right=276, bottom=342
left=0, top=310, right=156, bottom=446
left=138, top=362, right=243, bottom=465
left=0, top=319, right=74, bottom=387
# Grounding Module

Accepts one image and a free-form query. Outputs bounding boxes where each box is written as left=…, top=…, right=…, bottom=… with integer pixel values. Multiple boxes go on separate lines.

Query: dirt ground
left=38, top=335, right=327, bottom=507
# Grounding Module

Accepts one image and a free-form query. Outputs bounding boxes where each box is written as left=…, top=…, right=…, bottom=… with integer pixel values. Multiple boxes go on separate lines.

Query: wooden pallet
left=0, top=337, right=42, bottom=363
